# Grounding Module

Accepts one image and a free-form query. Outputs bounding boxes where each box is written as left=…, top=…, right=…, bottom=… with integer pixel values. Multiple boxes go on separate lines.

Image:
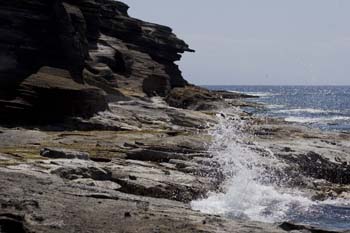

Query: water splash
left=191, top=111, right=350, bottom=228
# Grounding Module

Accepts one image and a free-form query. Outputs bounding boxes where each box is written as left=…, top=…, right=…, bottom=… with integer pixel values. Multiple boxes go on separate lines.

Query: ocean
left=205, top=85, right=350, bottom=132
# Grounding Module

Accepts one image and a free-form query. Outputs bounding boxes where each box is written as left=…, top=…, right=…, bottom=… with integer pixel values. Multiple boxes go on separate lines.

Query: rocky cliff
left=0, top=0, right=193, bottom=123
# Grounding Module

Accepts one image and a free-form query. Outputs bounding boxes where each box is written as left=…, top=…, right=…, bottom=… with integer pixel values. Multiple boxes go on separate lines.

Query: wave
left=191, top=112, right=314, bottom=222
left=276, top=108, right=331, bottom=114
left=267, top=104, right=285, bottom=109
left=228, top=91, right=278, bottom=98
left=285, top=116, right=350, bottom=124
left=191, top=112, right=350, bottom=226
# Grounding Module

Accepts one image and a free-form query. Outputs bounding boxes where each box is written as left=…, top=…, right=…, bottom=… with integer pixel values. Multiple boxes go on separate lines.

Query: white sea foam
left=191, top=112, right=349, bottom=223
left=285, top=116, right=350, bottom=124
left=267, top=104, right=285, bottom=109
left=228, top=91, right=278, bottom=98
left=276, top=108, right=329, bottom=114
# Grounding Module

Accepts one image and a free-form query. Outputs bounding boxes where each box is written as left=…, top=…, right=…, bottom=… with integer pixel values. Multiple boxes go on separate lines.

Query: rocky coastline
left=0, top=1, right=350, bottom=233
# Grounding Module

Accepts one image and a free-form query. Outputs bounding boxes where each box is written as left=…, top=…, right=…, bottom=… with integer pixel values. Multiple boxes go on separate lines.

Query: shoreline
left=0, top=91, right=349, bottom=232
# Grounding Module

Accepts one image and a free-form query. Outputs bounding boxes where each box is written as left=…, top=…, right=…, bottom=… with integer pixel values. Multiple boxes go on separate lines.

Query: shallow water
left=191, top=111, right=350, bottom=231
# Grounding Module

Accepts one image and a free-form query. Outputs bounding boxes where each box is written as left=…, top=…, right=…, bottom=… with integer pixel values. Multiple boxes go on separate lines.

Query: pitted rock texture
left=0, top=0, right=193, bottom=122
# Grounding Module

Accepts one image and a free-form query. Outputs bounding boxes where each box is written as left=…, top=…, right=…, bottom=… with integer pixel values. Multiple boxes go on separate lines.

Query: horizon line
left=198, top=84, right=350, bottom=87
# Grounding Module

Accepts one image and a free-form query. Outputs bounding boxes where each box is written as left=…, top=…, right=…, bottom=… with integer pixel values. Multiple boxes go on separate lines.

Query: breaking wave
left=227, top=90, right=279, bottom=98
left=191, top=112, right=350, bottom=230
left=285, top=116, right=350, bottom=124
left=275, top=108, right=334, bottom=114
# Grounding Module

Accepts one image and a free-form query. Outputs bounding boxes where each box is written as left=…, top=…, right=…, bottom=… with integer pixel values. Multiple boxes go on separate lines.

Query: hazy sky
left=122, top=0, right=350, bottom=85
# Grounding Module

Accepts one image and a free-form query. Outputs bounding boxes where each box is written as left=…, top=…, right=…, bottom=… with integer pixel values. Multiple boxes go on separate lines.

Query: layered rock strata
left=0, top=0, right=193, bottom=122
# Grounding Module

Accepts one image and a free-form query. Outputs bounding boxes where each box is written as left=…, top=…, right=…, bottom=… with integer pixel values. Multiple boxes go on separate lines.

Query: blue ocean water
left=206, top=85, right=350, bottom=132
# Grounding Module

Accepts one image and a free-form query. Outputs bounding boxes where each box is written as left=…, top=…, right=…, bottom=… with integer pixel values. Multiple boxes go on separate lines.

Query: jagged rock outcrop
left=0, top=0, right=193, bottom=123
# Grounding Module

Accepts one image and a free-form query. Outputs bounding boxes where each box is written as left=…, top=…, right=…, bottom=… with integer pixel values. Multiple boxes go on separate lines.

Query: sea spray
left=191, top=111, right=314, bottom=222
left=198, top=86, right=350, bottom=230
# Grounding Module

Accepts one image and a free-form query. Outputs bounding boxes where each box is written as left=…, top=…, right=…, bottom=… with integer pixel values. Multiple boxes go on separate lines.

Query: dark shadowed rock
left=0, top=67, right=108, bottom=123
left=279, top=222, right=339, bottom=233
left=53, top=1, right=89, bottom=83
left=52, top=166, right=111, bottom=180
left=0, top=214, right=28, bottom=233
left=0, top=0, right=193, bottom=124
left=40, top=147, right=90, bottom=160
left=212, top=90, right=258, bottom=99
left=143, top=75, right=171, bottom=97
left=279, top=151, right=350, bottom=185
left=166, top=86, right=222, bottom=110
left=22, top=67, right=107, bottom=119
left=126, top=148, right=189, bottom=162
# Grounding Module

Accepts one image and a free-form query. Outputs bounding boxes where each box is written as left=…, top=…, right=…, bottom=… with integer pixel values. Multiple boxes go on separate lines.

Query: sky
left=122, top=0, right=350, bottom=85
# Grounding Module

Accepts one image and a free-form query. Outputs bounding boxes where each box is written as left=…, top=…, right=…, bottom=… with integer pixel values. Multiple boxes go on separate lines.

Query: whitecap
left=285, top=116, right=350, bottom=124
left=267, top=104, right=285, bottom=109
left=227, top=91, right=278, bottom=98
left=276, top=108, right=328, bottom=114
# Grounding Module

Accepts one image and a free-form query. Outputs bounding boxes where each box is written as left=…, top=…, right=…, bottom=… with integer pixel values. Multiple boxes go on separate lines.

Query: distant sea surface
left=205, top=85, right=350, bottom=132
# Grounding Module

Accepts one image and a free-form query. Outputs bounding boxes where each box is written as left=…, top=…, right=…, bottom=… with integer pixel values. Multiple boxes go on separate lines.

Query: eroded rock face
left=0, top=67, right=108, bottom=122
left=0, top=0, right=193, bottom=122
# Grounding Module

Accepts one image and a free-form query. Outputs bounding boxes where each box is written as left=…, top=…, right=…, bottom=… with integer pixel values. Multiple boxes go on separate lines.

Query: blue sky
left=122, top=0, right=350, bottom=85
